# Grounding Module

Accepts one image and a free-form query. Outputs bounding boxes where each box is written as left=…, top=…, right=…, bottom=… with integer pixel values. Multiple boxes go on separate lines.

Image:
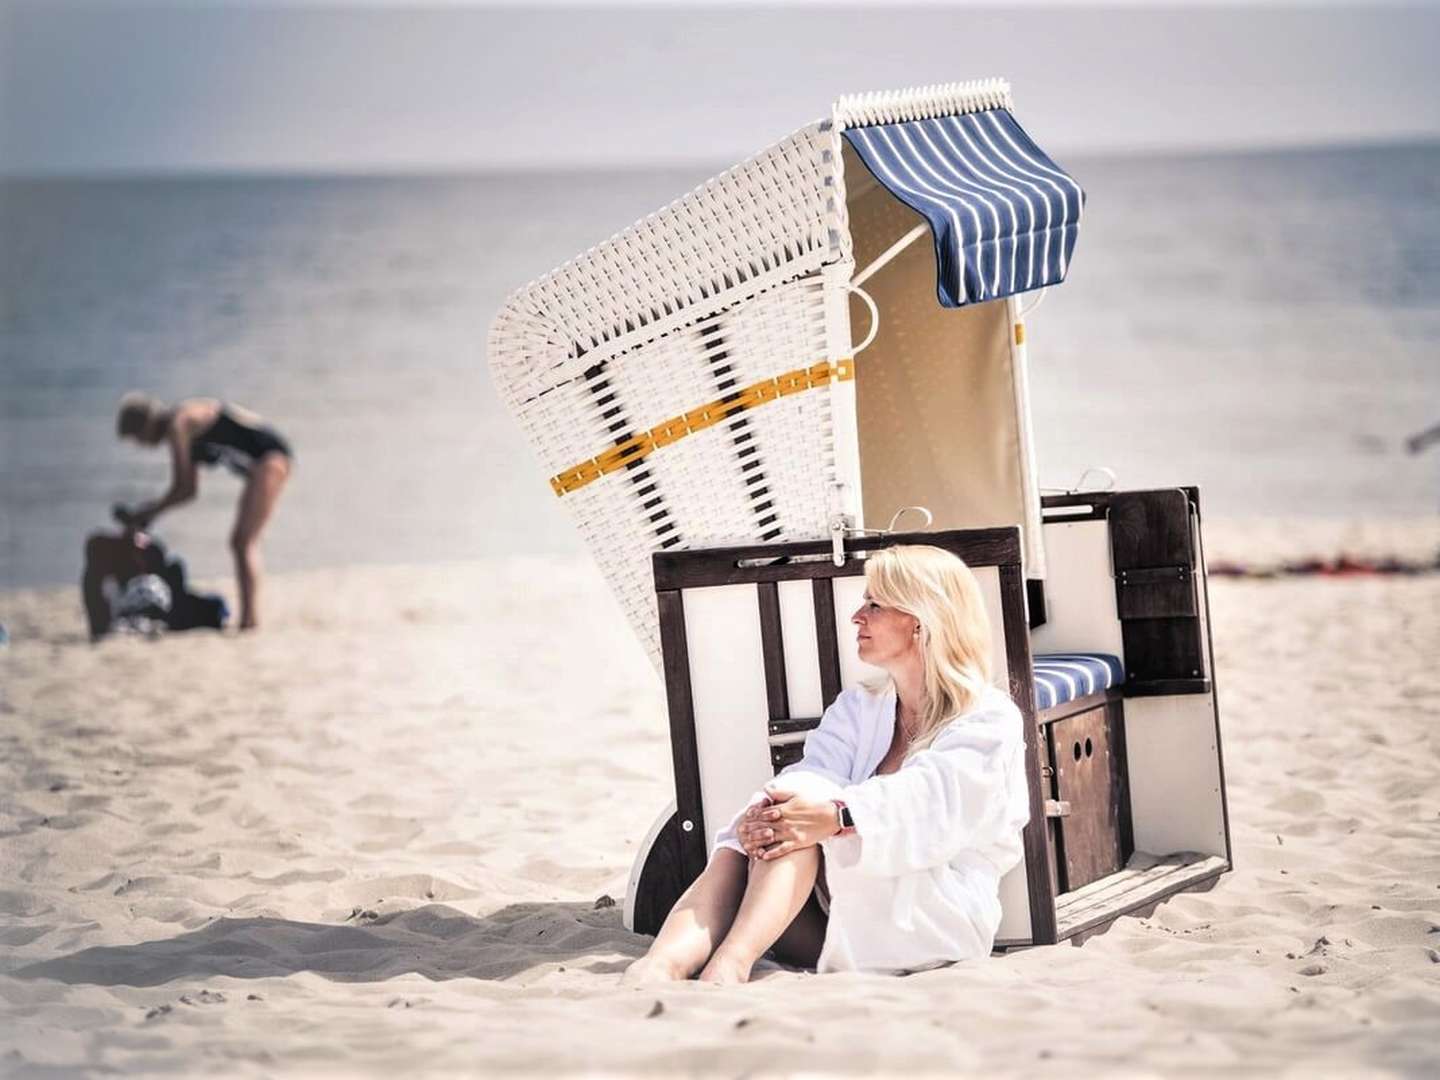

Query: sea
left=3, top=144, right=1438, bottom=589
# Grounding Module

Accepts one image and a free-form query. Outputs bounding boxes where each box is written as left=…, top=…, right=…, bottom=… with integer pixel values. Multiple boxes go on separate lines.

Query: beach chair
left=489, top=80, right=1231, bottom=948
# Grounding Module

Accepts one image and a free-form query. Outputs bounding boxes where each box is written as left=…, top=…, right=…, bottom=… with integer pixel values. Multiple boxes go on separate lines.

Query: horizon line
left=4, top=132, right=1437, bottom=183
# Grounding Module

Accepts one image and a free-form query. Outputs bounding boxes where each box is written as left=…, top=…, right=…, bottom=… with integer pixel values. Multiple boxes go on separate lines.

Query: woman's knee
left=748, top=844, right=820, bottom=886
left=229, top=529, right=255, bottom=558
left=770, top=845, right=820, bottom=868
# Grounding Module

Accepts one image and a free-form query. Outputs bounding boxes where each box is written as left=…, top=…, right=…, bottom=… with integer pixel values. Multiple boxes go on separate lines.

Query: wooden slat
left=1056, top=851, right=1219, bottom=921
left=1191, top=493, right=1236, bottom=871
left=1124, top=677, right=1211, bottom=698
left=1116, top=567, right=1197, bottom=619
left=1026, top=577, right=1048, bottom=630
left=768, top=715, right=822, bottom=737
left=1055, top=853, right=1228, bottom=939
left=756, top=581, right=788, bottom=723
left=1109, top=695, right=1136, bottom=865
left=1036, top=686, right=1121, bottom=727
left=652, top=528, right=1021, bottom=590
left=771, top=742, right=805, bottom=771
left=1110, top=490, right=1194, bottom=571
left=655, top=589, right=708, bottom=882
left=812, top=577, right=842, bottom=706
left=1041, top=487, right=1204, bottom=526
left=1120, top=618, right=1206, bottom=682
left=767, top=730, right=809, bottom=747
left=1000, top=560, right=1057, bottom=946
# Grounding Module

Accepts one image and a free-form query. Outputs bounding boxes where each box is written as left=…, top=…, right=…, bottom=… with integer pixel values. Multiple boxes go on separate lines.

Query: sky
left=2, top=2, right=1439, bottom=175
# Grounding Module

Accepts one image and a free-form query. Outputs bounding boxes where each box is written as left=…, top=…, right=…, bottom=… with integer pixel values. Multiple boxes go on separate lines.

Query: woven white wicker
left=833, top=78, right=1013, bottom=130
left=489, top=80, right=1033, bottom=668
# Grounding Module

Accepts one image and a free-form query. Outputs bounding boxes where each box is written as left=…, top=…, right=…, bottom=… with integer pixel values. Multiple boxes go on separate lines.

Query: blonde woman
left=115, top=394, right=292, bottom=631
left=624, top=544, right=1030, bottom=983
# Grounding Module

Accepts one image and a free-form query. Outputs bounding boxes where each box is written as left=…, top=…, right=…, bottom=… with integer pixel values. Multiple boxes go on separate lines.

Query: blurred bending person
left=116, top=393, right=292, bottom=630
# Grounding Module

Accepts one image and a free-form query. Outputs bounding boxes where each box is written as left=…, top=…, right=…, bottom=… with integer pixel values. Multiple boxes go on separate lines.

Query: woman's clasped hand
left=736, top=789, right=840, bottom=860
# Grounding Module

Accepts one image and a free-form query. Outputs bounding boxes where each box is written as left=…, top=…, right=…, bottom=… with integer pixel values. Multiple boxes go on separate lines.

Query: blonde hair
left=863, top=544, right=995, bottom=758
left=116, top=392, right=165, bottom=441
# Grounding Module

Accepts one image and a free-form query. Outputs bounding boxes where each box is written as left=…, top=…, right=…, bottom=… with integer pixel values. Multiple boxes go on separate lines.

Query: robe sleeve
left=774, top=691, right=861, bottom=790
left=835, top=693, right=1025, bottom=878
left=710, top=691, right=862, bottom=856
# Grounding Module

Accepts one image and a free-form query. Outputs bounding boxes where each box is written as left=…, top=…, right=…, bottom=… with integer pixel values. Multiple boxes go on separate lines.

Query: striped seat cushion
left=1032, top=653, right=1125, bottom=711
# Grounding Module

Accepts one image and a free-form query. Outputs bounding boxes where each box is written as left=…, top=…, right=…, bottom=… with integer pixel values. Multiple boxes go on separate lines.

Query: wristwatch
left=832, top=799, right=856, bottom=836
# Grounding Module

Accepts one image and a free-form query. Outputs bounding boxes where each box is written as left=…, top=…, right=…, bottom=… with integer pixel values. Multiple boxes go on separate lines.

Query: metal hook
left=885, top=505, right=934, bottom=533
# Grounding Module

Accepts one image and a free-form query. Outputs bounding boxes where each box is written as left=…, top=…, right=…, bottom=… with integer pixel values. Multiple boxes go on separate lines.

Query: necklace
left=894, top=695, right=923, bottom=741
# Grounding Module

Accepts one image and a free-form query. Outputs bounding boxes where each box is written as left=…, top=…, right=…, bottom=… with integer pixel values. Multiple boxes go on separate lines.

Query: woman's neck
left=890, top=661, right=927, bottom=736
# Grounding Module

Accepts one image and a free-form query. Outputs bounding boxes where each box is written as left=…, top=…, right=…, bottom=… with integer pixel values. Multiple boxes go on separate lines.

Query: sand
left=1, top=518, right=1438, bottom=1077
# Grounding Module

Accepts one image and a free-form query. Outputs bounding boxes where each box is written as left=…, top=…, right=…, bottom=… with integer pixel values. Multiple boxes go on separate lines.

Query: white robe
left=713, top=683, right=1031, bottom=974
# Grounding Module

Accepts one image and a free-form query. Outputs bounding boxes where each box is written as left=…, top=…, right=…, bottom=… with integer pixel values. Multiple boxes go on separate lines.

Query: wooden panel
left=655, top=590, right=708, bottom=882
left=756, top=582, right=788, bottom=722
left=682, top=585, right=775, bottom=865
left=777, top=579, right=823, bottom=718
left=975, top=565, right=1010, bottom=692
left=1028, top=519, right=1125, bottom=661
left=1049, top=699, right=1132, bottom=893
left=812, top=578, right=842, bottom=706
left=1109, top=490, right=1193, bottom=570
left=1106, top=489, right=1204, bottom=687
left=1116, top=566, right=1197, bottom=619
left=1121, top=618, right=1206, bottom=682
left=1124, top=694, right=1229, bottom=858
left=993, top=857, right=1035, bottom=947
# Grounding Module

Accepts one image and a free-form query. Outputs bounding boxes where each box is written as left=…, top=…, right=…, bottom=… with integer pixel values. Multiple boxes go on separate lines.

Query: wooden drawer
left=1045, top=694, right=1134, bottom=893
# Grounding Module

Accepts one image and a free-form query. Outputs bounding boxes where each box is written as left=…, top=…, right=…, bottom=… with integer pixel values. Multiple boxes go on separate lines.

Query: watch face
left=841, top=806, right=855, bottom=829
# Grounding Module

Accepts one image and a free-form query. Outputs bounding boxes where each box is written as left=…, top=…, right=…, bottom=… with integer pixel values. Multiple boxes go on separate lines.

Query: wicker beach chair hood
left=489, top=79, right=1085, bottom=666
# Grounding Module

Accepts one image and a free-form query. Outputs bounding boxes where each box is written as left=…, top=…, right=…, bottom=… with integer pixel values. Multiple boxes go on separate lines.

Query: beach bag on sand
left=83, top=531, right=228, bottom=638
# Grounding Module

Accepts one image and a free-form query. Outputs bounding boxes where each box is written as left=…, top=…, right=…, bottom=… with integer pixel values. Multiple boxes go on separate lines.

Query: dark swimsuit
left=191, top=408, right=293, bottom=479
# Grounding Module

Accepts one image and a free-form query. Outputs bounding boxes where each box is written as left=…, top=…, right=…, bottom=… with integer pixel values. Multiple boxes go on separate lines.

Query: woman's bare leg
left=699, top=845, right=821, bottom=984
left=623, top=849, right=748, bottom=985
left=231, top=453, right=289, bottom=630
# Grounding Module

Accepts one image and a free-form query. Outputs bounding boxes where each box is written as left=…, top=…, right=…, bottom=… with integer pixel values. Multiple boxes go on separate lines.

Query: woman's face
left=851, top=592, right=920, bottom=667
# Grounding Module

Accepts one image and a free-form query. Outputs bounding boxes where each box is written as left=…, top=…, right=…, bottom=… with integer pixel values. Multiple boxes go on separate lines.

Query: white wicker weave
left=488, top=80, right=1019, bottom=668
left=833, top=78, right=1012, bottom=130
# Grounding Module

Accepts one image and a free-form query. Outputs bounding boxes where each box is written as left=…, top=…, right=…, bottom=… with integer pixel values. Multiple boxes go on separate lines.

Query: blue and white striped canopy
left=843, top=109, right=1085, bottom=308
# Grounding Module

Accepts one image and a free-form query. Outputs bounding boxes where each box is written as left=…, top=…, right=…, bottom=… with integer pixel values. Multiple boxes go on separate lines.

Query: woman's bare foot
left=697, top=948, right=754, bottom=985
left=621, top=954, right=689, bottom=986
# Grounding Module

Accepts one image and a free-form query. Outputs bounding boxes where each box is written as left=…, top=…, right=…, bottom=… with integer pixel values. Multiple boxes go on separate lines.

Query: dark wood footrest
left=1055, top=850, right=1229, bottom=939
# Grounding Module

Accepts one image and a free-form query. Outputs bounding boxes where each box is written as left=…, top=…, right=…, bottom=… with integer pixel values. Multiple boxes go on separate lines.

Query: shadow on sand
left=13, top=901, right=642, bottom=986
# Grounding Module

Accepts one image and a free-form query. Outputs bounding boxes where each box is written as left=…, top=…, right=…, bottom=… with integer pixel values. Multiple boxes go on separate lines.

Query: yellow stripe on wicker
left=550, top=358, right=855, bottom=496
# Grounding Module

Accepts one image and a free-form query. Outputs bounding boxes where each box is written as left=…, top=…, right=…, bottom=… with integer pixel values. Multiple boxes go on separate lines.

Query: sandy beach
left=1, top=518, right=1438, bottom=1077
